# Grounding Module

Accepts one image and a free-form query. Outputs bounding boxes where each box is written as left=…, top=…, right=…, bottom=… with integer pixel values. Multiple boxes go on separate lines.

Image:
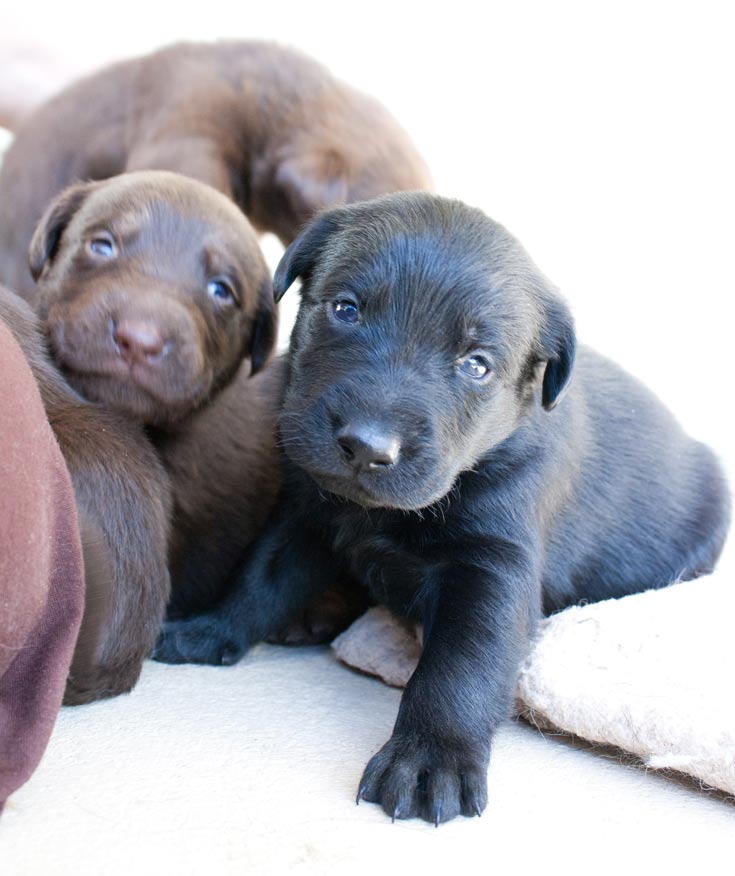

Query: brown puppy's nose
left=113, top=319, right=165, bottom=363
left=336, top=423, right=400, bottom=470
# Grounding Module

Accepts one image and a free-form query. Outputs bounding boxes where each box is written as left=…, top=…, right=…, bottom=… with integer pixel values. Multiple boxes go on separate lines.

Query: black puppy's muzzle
left=336, top=422, right=400, bottom=471
left=279, top=372, right=456, bottom=509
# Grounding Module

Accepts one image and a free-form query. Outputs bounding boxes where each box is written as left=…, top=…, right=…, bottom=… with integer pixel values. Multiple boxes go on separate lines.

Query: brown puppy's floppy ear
left=539, top=294, right=576, bottom=411
left=276, top=150, right=350, bottom=220
left=273, top=210, right=343, bottom=301
left=29, top=181, right=100, bottom=281
left=248, top=276, right=278, bottom=376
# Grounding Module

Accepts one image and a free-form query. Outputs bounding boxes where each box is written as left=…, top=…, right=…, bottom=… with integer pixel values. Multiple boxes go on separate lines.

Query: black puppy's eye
left=332, top=298, right=359, bottom=324
left=87, top=234, right=116, bottom=258
left=457, top=354, right=492, bottom=381
left=207, top=278, right=236, bottom=305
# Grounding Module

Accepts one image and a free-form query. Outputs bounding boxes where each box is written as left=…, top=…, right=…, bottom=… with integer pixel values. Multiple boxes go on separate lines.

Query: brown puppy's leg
left=66, top=513, right=114, bottom=693
left=267, top=582, right=371, bottom=646
left=0, top=287, right=171, bottom=704
left=57, top=412, right=171, bottom=704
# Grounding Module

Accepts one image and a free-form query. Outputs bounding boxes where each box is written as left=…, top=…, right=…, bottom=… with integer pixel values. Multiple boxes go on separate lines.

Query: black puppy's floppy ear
left=273, top=210, right=342, bottom=301
left=248, top=277, right=278, bottom=376
left=29, top=180, right=100, bottom=281
left=539, top=294, right=576, bottom=411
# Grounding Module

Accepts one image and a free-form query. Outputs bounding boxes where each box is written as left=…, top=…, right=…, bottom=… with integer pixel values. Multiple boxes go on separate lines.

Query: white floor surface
left=3, top=645, right=733, bottom=874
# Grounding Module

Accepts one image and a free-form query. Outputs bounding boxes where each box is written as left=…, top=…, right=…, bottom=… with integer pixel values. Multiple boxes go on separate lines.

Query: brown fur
left=0, top=286, right=171, bottom=705
left=266, top=582, right=371, bottom=646
left=24, top=171, right=283, bottom=623
left=0, top=40, right=431, bottom=298
left=26, top=171, right=276, bottom=425
left=160, top=355, right=366, bottom=631
left=158, top=356, right=285, bottom=617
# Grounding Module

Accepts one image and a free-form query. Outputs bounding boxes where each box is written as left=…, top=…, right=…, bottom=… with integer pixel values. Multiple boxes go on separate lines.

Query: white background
left=3, top=0, right=733, bottom=565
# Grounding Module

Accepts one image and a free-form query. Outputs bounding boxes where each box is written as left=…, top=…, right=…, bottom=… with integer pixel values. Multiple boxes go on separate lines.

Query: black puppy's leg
left=153, top=510, right=338, bottom=666
left=358, top=540, right=540, bottom=825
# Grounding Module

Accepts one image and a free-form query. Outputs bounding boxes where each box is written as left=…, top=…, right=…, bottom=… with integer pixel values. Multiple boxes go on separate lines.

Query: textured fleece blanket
left=332, top=573, right=735, bottom=797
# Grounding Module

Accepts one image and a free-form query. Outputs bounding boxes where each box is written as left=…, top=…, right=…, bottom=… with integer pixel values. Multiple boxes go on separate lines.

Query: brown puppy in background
left=0, top=40, right=431, bottom=298
left=0, top=285, right=171, bottom=705
left=23, top=172, right=281, bottom=693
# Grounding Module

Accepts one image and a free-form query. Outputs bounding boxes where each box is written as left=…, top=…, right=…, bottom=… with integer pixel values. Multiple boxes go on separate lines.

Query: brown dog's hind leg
left=267, top=582, right=370, bottom=646
left=0, top=287, right=171, bottom=705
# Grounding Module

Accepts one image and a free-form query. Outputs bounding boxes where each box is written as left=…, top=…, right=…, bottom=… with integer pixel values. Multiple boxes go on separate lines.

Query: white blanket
left=333, top=573, right=735, bottom=797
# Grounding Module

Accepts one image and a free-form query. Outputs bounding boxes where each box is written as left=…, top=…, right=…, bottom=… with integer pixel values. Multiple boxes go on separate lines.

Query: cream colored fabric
left=332, top=573, right=735, bottom=798
left=332, top=606, right=422, bottom=688
left=516, top=574, right=735, bottom=795
left=4, top=644, right=734, bottom=874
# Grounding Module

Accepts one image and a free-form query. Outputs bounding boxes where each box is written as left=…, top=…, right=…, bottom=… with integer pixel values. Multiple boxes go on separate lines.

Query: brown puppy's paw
left=267, top=583, right=369, bottom=646
left=63, top=662, right=142, bottom=705
left=356, top=733, right=488, bottom=825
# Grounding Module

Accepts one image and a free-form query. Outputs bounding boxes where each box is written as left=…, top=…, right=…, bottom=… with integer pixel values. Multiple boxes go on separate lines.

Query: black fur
left=154, top=192, right=731, bottom=824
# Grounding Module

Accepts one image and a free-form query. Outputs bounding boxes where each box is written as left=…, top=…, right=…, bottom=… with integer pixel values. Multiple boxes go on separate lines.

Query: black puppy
left=155, top=193, right=731, bottom=824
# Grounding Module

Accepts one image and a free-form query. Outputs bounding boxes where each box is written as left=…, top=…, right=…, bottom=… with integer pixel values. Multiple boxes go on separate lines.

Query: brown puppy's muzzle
left=112, top=318, right=167, bottom=365
left=45, top=285, right=213, bottom=424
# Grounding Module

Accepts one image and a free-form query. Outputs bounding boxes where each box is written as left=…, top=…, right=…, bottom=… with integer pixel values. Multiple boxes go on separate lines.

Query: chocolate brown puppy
left=29, top=171, right=276, bottom=424
left=0, top=285, right=171, bottom=705
left=27, top=170, right=280, bottom=616
left=0, top=40, right=431, bottom=298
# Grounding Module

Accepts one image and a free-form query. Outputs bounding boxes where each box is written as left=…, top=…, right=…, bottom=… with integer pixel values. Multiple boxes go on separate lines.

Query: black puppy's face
left=30, top=171, right=276, bottom=425
left=275, top=193, right=575, bottom=511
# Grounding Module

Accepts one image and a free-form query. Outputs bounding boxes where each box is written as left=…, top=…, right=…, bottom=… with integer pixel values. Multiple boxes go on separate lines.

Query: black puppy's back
left=541, top=345, right=730, bottom=612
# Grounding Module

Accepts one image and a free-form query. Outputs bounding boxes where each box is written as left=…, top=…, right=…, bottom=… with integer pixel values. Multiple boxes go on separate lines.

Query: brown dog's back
left=0, top=41, right=430, bottom=298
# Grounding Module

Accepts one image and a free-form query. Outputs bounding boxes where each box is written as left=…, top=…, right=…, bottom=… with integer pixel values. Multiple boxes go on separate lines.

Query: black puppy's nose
left=336, top=423, right=400, bottom=470
left=113, top=319, right=166, bottom=363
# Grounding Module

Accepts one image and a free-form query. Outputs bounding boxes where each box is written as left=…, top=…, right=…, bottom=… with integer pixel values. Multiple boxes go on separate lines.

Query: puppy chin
left=279, top=403, right=453, bottom=511
left=284, top=450, right=453, bottom=512
left=64, top=370, right=210, bottom=425
left=318, top=473, right=453, bottom=512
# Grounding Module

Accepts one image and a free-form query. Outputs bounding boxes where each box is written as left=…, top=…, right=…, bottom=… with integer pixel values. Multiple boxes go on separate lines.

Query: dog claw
left=473, top=803, right=483, bottom=818
left=434, top=805, right=442, bottom=827
left=356, top=785, right=367, bottom=805
left=391, top=805, right=401, bottom=823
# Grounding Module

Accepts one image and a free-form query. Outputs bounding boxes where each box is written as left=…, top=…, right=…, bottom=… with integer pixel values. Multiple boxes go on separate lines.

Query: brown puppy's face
left=30, top=171, right=276, bottom=425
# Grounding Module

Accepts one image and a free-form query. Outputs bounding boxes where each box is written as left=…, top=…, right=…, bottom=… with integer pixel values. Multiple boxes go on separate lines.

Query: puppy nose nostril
left=336, top=424, right=400, bottom=470
left=112, top=319, right=166, bottom=362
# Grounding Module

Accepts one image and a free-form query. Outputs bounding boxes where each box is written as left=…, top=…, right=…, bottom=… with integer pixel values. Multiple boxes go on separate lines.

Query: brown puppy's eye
left=87, top=234, right=116, bottom=258
left=207, top=278, right=237, bottom=305
left=457, top=354, right=492, bottom=381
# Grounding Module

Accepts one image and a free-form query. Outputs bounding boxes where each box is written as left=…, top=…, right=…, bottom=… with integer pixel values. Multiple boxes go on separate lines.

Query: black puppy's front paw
left=152, top=614, right=247, bottom=666
left=357, top=733, right=488, bottom=825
